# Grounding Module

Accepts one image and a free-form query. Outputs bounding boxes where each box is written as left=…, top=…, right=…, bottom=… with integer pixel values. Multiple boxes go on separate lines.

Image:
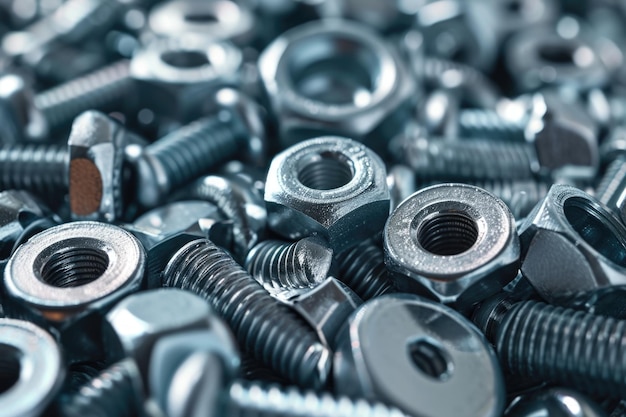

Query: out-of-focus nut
left=265, top=136, right=390, bottom=253
left=258, top=20, right=415, bottom=151
left=519, top=184, right=626, bottom=303
left=384, top=183, right=520, bottom=311
left=0, top=318, right=64, bottom=417
left=333, top=294, right=504, bottom=417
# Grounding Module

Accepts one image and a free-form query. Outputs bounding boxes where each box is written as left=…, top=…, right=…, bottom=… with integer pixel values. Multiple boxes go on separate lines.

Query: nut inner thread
left=407, top=339, right=451, bottom=380
left=161, top=50, right=209, bottom=68
left=538, top=44, right=575, bottom=65
left=0, top=344, right=21, bottom=394
left=40, top=247, right=110, bottom=288
left=298, top=151, right=354, bottom=190
left=417, top=211, right=479, bottom=256
left=184, top=12, right=218, bottom=23
left=563, top=197, right=626, bottom=267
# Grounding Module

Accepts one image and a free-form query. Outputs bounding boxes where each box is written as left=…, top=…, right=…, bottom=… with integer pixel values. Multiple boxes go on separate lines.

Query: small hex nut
left=383, top=184, right=520, bottom=311
left=519, top=184, right=626, bottom=303
left=258, top=20, right=415, bottom=151
left=131, top=38, right=242, bottom=122
left=265, top=136, right=390, bottom=253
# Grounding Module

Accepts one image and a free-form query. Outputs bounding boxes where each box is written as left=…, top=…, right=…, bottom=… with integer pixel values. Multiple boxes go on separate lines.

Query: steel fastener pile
left=1, top=0, right=626, bottom=416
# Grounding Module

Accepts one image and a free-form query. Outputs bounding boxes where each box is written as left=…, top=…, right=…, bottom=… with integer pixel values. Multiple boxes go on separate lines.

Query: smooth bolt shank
left=162, top=239, right=331, bottom=389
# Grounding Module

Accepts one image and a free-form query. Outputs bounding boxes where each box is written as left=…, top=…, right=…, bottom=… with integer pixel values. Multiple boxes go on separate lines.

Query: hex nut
left=105, top=288, right=227, bottom=385
left=68, top=110, right=128, bottom=222
left=519, top=184, right=626, bottom=303
left=384, top=183, right=520, bottom=311
left=3, top=221, right=145, bottom=361
left=333, top=294, right=505, bottom=417
left=0, top=318, right=64, bottom=417
left=131, top=37, right=242, bottom=122
left=265, top=136, right=390, bottom=253
left=258, top=20, right=415, bottom=151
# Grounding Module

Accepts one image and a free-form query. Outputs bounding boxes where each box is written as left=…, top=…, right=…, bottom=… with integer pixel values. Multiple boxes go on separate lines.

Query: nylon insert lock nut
left=258, top=19, right=415, bottom=152
left=265, top=136, right=390, bottom=254
left=384, top=183, right=520, bottom=311
left=519, top=184, right=626, bottom=303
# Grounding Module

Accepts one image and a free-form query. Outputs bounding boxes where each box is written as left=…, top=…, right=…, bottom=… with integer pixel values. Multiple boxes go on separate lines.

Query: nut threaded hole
left=298, top=151, right=354, bottom=190
left=40, top=247, right=109, bottom=288
left=417, top=211, right=478, bottom=256
left=538, top=44, right=575, bottom=65
left=161, top=50, right=209, bottom=68
left=408, top=339, right=451, bottom=380
left=0, top=344, right=21, bottom=394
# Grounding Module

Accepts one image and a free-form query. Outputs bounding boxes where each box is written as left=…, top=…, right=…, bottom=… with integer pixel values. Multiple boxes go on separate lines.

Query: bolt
left=473, top=296, right=626, bottom=398
left=162, top=238, right=332, bottom=389
left=595, top=156, right=626, bottom=224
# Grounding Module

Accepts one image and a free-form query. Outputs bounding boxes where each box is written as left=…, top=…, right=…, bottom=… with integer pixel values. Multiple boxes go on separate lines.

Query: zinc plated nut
left=0, top=318, right=64, bottom=417
left=264, top=136, right=390, bottom=253
left=384, top=184, right=520, bottom=311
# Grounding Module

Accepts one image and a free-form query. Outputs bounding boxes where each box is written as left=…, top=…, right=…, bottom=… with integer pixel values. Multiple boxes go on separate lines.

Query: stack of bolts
left=1, top=1, right=626, bottom=417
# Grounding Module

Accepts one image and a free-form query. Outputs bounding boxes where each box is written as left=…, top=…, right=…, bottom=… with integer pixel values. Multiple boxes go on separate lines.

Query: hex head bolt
left=473, top=296, right=626, bottom=398
left=162, top=238, right=332, bottom=389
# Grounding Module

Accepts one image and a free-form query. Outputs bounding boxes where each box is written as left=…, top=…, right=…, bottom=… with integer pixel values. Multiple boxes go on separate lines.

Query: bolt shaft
left=0, top=144, right=67, bottom=194
left=595, top=156, right=626, bottom=221
left=336, top=239, right=395, bottom=300
left=162, top=239, right=331, bottom=389
left=459, top=109, right=525, bottom=141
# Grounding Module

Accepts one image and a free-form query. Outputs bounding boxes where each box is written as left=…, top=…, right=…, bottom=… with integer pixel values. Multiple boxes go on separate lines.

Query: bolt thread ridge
left=0, top=144, right=67, bottom=193
left=246, top=240, right=323, bottom=292
left=497, top=301, right=626, bottom=398
left=35, top=60, right=132, bottom=131
left=337, top=240, right=394, bottom=300
left=472, top=179, right=548, bottom=219
left=148, top=117, right=243, bottom=191
left=225, top=381, right=407, bottom=417
left=459, top=109, right=524, bottom=141
left=62, top=360, right=137, bottom=417
left=401, top=139, right=535, bottom=181
left=163, top=239, right=331, bottom=389
left=596, top=157, right=626, bottom=207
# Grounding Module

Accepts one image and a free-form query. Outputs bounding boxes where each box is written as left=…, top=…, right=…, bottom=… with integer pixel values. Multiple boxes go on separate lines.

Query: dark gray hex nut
left=384, top=184, right=520, bottom=312
left=3, top=221, right=145, bottom=362
left=265, top=136, right=390, bottom=253
left=131, top=37, right=242, bottom=122
left=525, top=92, right=599, bottom=174
left=519, top=184, right=626, bottom=303
left=334, top=294, right=505, bottom=417
left=258, top=19, right=415, bottom=151
left=68, top=110, right=130, bottom=222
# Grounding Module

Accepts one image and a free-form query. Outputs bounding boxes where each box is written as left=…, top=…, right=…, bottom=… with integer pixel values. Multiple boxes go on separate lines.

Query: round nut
left=506, top=26, right=622, bottom=92
left=384, top=183, right=520, bottom=310
left=258, top=20, right=415, bottom=150
left=4, top=221, right=145, bottom=320
left=264, top=136, right=390, bottom=253
left=0, top=318, right=63, bottom=417
left=334, top=294, right=504, bottom=417
left=519, top=184, right=626, bottom=303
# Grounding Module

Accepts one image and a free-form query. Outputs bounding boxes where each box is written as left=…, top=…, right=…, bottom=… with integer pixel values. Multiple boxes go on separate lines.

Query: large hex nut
left=384, top=184, right=520, bottom=311
left=519, top=184, right=626, bottom=303
left=333, top=294, right=504, bottom=417
left=258, top=20, right=415, bottom=151
left=265, top=136, right=390, bottom=253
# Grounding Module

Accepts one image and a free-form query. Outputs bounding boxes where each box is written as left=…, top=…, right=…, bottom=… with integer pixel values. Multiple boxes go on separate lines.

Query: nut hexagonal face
left=334, top=294, right=505, bottom=417
left=384, top=183, right=520, bottom=311
left=265, top=136, right=390, bottom=253
left=519, top=184, right=626, bottom=303
left=258, top=20, right=415, bottom=149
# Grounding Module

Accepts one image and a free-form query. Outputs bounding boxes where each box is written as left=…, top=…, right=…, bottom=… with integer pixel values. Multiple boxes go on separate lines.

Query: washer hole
left=184, top=12, right=218, bottom=23
left=408, top=339, right=452, bottom=380
left=417, top=211, right=479, bottom=256
left=0, top=344, right=21, bottom=394
left=40, top=247, right=109, bottom=288
left=563, top=197, right=626, bottom=267
left=161, top=50, right=209, bottom=68
left=298, top=151, right=354, bottom=190
left=538, top=44, right=575, bottom=65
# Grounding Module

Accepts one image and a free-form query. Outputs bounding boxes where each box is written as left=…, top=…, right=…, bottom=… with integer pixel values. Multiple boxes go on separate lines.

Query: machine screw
left=0, top=143, right=67, bottom=196
left=162, top=238, right=332, bottom=389
left=473, top=296, right=626, bottom=398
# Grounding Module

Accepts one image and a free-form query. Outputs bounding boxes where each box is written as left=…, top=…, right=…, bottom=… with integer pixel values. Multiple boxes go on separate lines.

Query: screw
left=458, top=107, right=526, bottom=141
left=595, top=156, right=626, bottom=224
left=473, top=296, right=626, bottom=398
left=162, top=238, right=332, bottom=389
left=0, top=143, right=67, bottom=195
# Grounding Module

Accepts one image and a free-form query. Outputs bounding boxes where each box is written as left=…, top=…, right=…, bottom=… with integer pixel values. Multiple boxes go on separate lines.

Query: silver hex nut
left=519, top=184, right=626, bottom=303
left=258, top=20, right=415, bottom=151
left=384, top=183, right=520, bottom=312
left=265, top=136, right=390, bottom=253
